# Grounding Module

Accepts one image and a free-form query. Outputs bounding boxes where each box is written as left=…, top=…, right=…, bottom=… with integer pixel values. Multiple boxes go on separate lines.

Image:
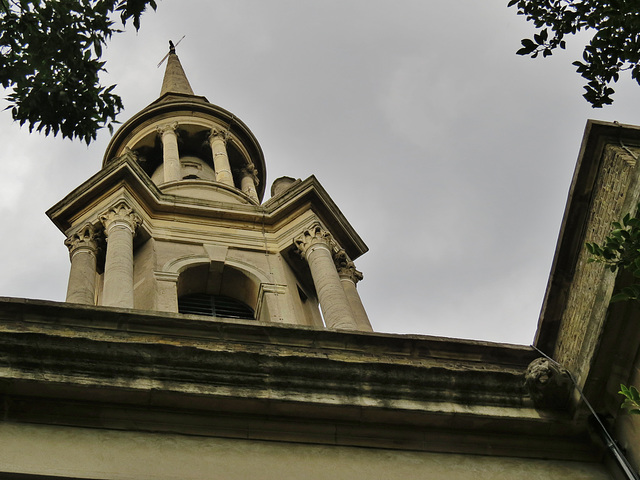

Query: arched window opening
left=178, top=293, right=254, bottom=320
left=176, top=262, right=260, bottom=320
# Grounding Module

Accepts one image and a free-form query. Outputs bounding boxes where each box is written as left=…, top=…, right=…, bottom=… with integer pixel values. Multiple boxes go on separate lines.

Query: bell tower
left=48, top=45, right=372, bottom=331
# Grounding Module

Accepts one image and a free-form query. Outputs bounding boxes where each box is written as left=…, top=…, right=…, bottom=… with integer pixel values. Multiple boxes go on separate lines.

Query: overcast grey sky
left=2, top=1, right=640, bottom=345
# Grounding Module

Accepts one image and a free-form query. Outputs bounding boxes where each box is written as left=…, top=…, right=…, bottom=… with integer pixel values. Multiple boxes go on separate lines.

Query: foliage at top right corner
left=508, top=0, right=640, bottom=107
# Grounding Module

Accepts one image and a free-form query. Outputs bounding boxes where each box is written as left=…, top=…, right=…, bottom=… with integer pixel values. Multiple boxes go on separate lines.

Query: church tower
left=47, top=45, right=372, bottom=332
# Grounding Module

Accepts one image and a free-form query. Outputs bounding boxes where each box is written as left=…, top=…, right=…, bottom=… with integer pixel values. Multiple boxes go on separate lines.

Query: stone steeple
left=48, top=46, right=371, bottom=333
left=159, top=42, right=194, bottom=97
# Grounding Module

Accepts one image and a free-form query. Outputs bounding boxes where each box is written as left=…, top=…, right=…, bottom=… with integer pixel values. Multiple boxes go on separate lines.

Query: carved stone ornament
left=98, top=201, right=142, bottom=235
left=64, top=224, right=101, bottom=257
left=334, top=249, right=363, bottom=283
left=156, top=122, right=179, bottom=136
left=118, top=147, right=139, bottom=163
left=524, top=357, right=573, bottom=410
left=241, top=164, right=260, bottom=185
left=209, top=127, right=229, bottom=144
left=293, top=223, right=336, bottom=257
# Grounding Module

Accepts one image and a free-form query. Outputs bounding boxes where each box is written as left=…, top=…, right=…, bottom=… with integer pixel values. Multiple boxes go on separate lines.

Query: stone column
left=64, top=224, right=100, bottom=305
left=335, top=250, right=373, bottom=332
left=99, top=201, right=142, bottom=308
left=294, top=224, right=357, bottom=330
left=157, top=122, right=181, bottom=183
left=208, top=128, right=234, bottom=187
left=240, top=164, right=259, bottom=202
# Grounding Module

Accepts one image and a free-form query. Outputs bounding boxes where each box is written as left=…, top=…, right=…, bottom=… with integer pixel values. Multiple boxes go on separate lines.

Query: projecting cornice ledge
left=0, top=297, right=600, bottom=461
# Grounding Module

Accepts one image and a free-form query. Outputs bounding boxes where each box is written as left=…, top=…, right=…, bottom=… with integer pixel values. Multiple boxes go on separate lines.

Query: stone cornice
left=47, top=159, right=368, bottom=260
left=0, top=296, right=599, bottom=461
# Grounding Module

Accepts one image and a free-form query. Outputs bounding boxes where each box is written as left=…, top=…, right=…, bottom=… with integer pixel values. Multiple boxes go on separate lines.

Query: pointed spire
left=159, top=41, right=194, bottom=97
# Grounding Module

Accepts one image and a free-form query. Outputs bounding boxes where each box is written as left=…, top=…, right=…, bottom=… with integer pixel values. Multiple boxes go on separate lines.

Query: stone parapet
left=0, top=296, right=600, bottom=462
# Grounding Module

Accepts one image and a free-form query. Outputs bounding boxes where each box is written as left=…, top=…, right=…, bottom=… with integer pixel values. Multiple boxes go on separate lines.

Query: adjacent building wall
left=0, top=423, right=610, bottom=480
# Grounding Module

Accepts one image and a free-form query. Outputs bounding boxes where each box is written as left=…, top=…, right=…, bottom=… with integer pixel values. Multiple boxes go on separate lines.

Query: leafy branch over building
left=0, top=0, right=157, bottom=144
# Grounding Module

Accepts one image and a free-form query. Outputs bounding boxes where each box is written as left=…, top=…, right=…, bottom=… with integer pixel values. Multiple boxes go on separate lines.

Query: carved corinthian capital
left=156, top=122, right=179, bottom=137
left=334, top=249, right=363, bottom=283
left=64, top=224, right=101, bottom=258
left=294, top=223, right=336, bottom=258
left=99, top=201, right=142, bottom=235
left=209, top=127, right=228, bottom=144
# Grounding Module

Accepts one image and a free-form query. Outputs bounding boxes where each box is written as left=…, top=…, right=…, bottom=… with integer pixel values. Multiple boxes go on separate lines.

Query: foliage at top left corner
left=0, top=0, right=157, bottom=145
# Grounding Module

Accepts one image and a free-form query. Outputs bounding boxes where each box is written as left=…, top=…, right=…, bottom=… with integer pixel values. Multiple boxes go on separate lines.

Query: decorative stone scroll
left=208, top=128, right=234, bottom=187
left=99, top=201, right=142, bottom=308
left=294, top=223, right=357, bottom=330
left=64, top=224, right=101, bottom=305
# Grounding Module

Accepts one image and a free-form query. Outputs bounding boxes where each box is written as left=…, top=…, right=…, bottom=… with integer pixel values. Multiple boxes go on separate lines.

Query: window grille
left=178, top=293, right=254, bottom=320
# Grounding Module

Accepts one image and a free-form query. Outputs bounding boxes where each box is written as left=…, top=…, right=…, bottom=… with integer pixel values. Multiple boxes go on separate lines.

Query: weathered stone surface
left=0, top=297, right=601, bottom=462
left=0, top=423, right=611, bottom=480
left=525, top=357, right=572, bottom=410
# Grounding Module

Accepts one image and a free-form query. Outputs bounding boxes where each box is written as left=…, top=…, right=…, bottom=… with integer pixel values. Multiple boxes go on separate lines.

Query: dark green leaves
left=508, top=0, right=640, bottom=107
left=620, top=384, right=640, bottom=414
left=0, top=0, right=157, bottom=144
left=586, top=202, right=640, bottom=302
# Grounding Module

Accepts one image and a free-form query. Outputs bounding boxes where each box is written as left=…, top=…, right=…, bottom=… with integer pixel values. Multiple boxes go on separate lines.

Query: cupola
left=102, top=43, right=266, bottom=204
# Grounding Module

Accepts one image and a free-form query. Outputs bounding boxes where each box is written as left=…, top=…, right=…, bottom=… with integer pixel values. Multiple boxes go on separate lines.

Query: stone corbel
left=524, top=357, right=573, bottom=410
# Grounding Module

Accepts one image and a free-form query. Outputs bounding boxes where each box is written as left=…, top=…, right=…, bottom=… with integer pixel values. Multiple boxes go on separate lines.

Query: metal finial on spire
left=158, top=36, right=194, bottom=97
left=157, top=36, right=185, bottom=68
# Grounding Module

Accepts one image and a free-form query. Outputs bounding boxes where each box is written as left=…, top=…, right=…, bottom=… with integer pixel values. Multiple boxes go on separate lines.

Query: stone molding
left=99, top=201, right=142, bottom=236
left=259, top=283, right=287, bottom=295
left=64, top=224, right=101, bottom=259
left=153, top=271, right=180, bottom=283
left=0, top=297, right=599, bottom=462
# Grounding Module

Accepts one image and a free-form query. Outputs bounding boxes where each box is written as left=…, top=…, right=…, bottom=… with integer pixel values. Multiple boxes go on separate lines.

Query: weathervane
left=157, top=35, right=186, bottom=68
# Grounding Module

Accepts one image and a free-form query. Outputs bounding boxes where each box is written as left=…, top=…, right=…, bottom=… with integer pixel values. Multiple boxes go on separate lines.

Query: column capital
left=99, top=201, right=142, bottom=235
left=209, top=127, right=228, bottom=144
left=64, top=224, right=101, bottom=258
left=156, top=121, right=179, bottom=136
left=334, top=249, right=363, bottom=284
left=241, top=164, right=260, bottom=186
left=294, top=223, right=336, bottom=258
